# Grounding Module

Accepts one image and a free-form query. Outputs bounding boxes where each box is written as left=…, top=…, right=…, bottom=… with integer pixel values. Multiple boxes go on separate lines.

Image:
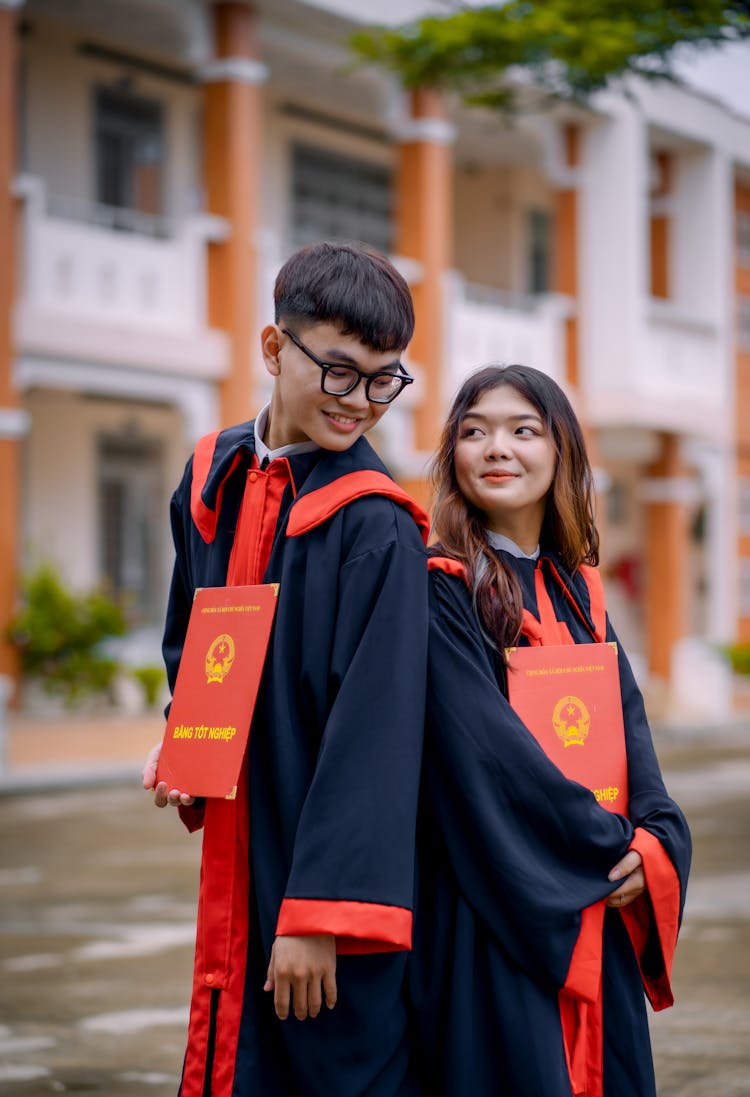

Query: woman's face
left=453, top=384, right=557, bottom=551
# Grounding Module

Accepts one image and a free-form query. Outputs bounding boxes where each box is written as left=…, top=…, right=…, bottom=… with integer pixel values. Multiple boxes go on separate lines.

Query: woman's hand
left=606, top=849, right=645, bottom=908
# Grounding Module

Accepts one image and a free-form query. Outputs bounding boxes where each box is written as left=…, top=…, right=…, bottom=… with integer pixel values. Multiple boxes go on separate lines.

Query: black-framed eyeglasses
left=281, top=327, right=414, bottom=404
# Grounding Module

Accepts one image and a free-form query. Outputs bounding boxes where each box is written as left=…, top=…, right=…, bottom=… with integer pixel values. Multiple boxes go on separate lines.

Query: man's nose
left=336, top=377, right=370, bottom=410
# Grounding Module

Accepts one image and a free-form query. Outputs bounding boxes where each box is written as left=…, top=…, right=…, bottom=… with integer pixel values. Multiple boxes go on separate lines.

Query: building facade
left=1, top=0, right=749, bottom=718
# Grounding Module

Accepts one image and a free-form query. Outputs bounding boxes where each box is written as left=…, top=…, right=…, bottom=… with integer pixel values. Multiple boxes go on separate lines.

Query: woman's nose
left=485, top=432, right=511, bottom=460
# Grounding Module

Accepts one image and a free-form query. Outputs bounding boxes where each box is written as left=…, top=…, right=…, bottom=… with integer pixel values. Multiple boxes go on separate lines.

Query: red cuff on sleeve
left=620, top=826, right=681, bottom=1010
left=276, top=898, right=412, bottom=954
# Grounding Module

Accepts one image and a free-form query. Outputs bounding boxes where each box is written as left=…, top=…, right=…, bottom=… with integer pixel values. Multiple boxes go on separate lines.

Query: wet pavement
left=0, top=721, right=748, bottom=1096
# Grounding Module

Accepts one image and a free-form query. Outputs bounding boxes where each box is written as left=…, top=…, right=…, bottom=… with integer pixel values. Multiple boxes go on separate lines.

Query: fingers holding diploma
left=142, top=740, right=195, bottom=808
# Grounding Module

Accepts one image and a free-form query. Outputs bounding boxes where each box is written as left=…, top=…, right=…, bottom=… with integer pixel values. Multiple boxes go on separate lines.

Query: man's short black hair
left=274, top=241, right=414, bottom=353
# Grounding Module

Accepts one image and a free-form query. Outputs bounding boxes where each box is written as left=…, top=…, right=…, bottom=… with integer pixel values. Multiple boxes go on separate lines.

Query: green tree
left=352, top=1, right=750, bottom=110
left=6, top=566, right=126, bottom=706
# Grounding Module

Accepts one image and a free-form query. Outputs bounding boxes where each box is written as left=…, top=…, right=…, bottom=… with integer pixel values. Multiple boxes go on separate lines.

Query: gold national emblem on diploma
left=552, top=695, right=590, bottom=748
left=205, top=634, right=236, bottom=684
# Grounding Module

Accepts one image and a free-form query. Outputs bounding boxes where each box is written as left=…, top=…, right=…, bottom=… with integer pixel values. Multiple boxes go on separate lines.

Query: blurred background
left=1, top=0, right=750, bottom=720
left=0, top=2, right=748, bottom=1094
left=2, top=0, right=750, bottom=723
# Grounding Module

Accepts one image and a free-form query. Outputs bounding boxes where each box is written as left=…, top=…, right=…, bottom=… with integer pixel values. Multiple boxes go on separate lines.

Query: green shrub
left=719, top=643, right=750, bottom=676
left=132, top=664, right=166, bottom=709
left=6, top=566, right=127, bottom=706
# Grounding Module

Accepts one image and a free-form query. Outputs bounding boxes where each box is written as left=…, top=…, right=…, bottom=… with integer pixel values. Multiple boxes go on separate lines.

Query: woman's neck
left=486, top=529, right=540, bottom=560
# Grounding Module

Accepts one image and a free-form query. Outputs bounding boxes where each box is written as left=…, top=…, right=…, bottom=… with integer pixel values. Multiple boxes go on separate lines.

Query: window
left=95, top=86, right=164, bottom=216
left=737, top=210, right=750, bottom=269
left=606, top=480, right=628, bottom=526
left=740, top=558, right=750, bottom=617
left=739, top=296, right=750, bottom=354
left=98, top=435, right=164, bottom=621
left=740, top=477, right=750, bottom=537
left=291, top=144, right=393, bottom=254
left=527, top=208, right=551, bottom=295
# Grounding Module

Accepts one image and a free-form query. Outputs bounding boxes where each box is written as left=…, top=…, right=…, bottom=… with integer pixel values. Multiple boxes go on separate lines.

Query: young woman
left=409, top=365, right=691, bottom=1097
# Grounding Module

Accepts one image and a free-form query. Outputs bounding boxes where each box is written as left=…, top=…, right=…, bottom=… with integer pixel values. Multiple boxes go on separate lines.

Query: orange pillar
left=644, top=434, right=690, bottom=681
left=554, top=123, right=579, bottom=388
left=0, top=3, right=22, bottom=695
left=395, top=87, right=454, bottom=469
left=735, top=181, right=750, bottom=644
left=202, top=1, right=264, bottom=427
left=649, top=151, right=672, bottom=300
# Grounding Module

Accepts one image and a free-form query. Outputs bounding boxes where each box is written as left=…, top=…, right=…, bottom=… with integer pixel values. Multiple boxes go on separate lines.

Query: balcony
left=13, top=176, right=229, bottom=380
left=586, top=298, right=727, bottom=438
left=445, top=273, right=569, bottom=399
left=642, top=300, right=725, bottom=409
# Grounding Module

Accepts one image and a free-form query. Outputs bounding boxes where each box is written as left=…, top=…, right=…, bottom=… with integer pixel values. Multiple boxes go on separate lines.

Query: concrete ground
left=0, top=713, right=748, bottom=1095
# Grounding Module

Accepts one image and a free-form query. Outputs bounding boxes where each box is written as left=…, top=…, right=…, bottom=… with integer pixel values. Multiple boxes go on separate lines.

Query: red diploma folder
left=156, top=584, right=279, bottom=799
left=506, top=642, right=629, bottom=815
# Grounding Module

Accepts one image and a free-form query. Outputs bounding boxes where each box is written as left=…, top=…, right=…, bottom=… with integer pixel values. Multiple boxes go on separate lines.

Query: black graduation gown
left=409, top=549, right=691, bottom=1097
left=162, top=422, right=429, bottom=1097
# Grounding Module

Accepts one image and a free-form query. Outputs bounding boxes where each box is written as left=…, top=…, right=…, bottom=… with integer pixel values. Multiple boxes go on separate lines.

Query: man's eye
left=326, top=366, right=355, bottom=380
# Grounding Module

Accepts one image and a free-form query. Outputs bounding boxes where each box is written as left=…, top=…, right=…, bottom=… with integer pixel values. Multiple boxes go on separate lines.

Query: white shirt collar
left=486, top=529, right=540, bottom=560
left=254, top=404, right=320, bottom=465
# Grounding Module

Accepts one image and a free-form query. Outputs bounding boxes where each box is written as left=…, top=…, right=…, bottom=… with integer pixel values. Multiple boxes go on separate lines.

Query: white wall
left=22, top=389, right=184, bottom=614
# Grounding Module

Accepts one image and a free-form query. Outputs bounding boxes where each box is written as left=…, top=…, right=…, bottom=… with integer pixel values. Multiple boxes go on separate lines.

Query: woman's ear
left=261, top=324, right=283, bottom=377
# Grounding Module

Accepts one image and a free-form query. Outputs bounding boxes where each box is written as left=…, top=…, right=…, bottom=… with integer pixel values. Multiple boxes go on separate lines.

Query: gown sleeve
left=275, top=506, right=429, bottom=954
left=607, top=618, right=692, bottom=1007
left=425, top=569, right=637, bottom=993
left=162, top=467, right=194, bottom=698
left=160, top=462, right=207, bottom=833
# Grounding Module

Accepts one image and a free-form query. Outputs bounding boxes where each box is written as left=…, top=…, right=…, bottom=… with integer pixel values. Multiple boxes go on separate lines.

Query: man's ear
left=261, top=324, right=283, bottom=377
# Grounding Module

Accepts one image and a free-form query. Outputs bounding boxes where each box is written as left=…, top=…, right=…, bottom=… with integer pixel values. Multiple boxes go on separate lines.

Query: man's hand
left=142, top=741, right=195, bottom=808
left=264, top=934, right=337, bottom=1021
left=606, top=849, right=645, bottom=908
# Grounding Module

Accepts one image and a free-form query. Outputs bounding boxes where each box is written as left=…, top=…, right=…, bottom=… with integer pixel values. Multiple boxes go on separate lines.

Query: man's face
left=262, top=322, right=406, bottom=452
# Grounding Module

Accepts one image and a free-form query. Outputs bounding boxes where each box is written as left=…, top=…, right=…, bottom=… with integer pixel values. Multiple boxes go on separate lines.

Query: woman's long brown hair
left=430, top=364, right=599, bottom=657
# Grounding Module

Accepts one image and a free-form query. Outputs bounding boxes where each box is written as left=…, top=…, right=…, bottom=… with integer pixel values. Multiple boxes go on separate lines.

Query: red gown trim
left=227, top=459, right=294, bottom=586
left=181, top=456, right=292, bottom=1097
left=427, top=556, right=467, bottom=579
left=559, top=902, right=606, bottom=1097
left=190, top=430, right=243, bottom=545
left=276, top=898, right=413, bottom=954
left=286, top=471, right=430, bottom=544
left=620, top=826, right=681, bottom=1010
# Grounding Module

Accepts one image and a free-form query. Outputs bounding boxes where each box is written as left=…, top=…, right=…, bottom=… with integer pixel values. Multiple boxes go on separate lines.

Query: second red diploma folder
left=506, top=642, right=629, bottom=815
left=156, top=584, right=279, bottom=799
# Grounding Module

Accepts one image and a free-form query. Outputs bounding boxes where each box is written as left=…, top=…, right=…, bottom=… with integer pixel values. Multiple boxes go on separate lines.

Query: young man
left=143, top=242, right=429, bottom=1097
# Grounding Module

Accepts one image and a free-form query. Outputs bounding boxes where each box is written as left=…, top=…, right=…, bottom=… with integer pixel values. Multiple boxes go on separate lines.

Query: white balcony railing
left=15, top=175, right=228, bottom=334
left=445, top=272, right=570, bottom=399
left=641, top=301, right=725, bottom=406
left=581, top=298, right=727, bottom=436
